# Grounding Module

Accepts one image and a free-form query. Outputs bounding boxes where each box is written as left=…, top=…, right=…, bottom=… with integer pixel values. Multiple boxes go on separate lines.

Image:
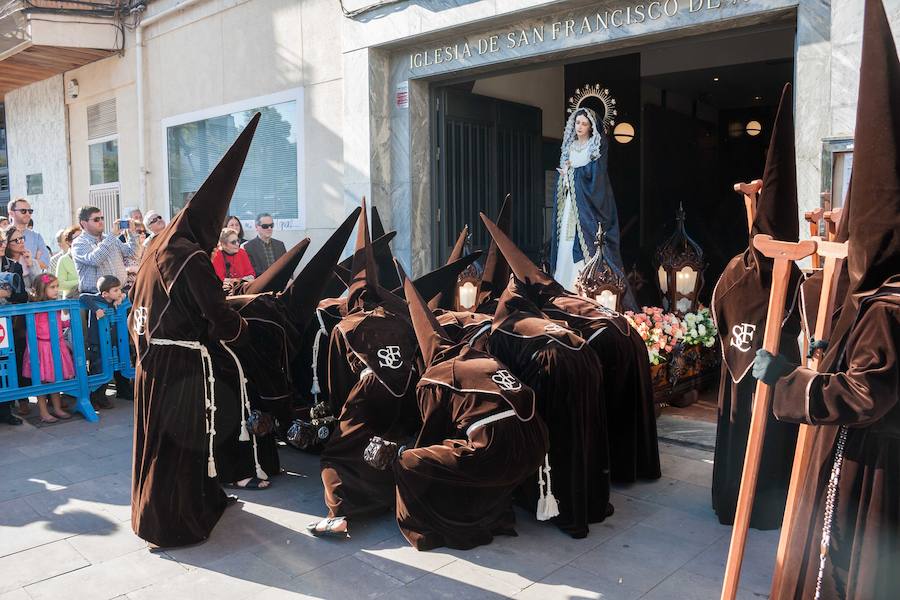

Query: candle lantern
left=576, top=224, right=626, bottom=311
left=655, top=203, right=705, bottom=314
left=455, top=231, right=483, bottom=311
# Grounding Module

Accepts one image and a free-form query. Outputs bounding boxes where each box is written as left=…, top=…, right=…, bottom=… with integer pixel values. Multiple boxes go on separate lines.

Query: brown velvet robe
left=395, top=346, right=548, bottom=551
left=770, top=290, right=900, bottom=599
left=542, top=293, right=661, bottom=483
left=130, top=249, right=247, bottom=547
left=488, top=281, right=611, bottom=538
left=320, top=308, right=420, bottom=518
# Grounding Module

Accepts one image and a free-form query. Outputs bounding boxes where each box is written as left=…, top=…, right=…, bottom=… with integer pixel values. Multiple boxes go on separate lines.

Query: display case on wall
left=820, top=137, right=854, bottom=221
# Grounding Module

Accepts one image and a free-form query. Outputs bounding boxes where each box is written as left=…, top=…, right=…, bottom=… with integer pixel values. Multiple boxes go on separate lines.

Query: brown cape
left=488, top=279, right=611, bottom=538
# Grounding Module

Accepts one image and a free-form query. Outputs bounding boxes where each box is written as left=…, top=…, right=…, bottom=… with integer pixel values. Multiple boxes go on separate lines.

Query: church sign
left=408, top=0, right=761, bottom=72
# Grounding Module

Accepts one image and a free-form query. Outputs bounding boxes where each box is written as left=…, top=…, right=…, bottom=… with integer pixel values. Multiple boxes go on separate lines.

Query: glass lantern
left=455, top=230, right=484, bottom=311
left=576, top=224, right=626, bottom=312
left=655, top=204, right=705, bottom=315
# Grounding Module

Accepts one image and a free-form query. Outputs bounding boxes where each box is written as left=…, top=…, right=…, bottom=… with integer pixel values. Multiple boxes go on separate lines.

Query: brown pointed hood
left=282, top=208, right=361, bottom=331
left=370, top=205, right=402, bottom=289
left=711, top=83, right=803, bottom=382
left=477, top=195, right=513, bottom=303
left=403, top=276, right=457, bottom=367
left=823, top=0, right=900, bottom=370
left=243, top=238, right=310, bottom=294
left=160, top=113, right=261, bottom=255
left=346, top=198, right=381, bottom=310
left=480, top=212, right=562, bottom=293
left=319, top=230, right=397, bottom=300
left=430, top=226, right=469, bottom=309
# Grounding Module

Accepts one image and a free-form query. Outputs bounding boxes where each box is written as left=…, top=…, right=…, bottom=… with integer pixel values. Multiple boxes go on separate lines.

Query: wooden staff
left=804, top=208, right=825, bottom=268
left=769, top=238, right=848, bottom=598
left=721, top=234, right=817, bottom=600
left=734, top=180, right=763, bottom=235
left=824, top=208, right=843, bottom=242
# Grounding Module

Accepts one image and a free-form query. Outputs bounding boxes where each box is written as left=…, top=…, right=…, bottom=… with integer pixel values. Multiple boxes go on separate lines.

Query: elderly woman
left=211, top=227, right=255, bottom=284
left=54, top=226, right=82, bottom=298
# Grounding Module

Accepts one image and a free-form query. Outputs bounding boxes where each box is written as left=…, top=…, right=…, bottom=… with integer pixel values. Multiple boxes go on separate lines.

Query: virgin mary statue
left=551, top=107, right=634, bottom=309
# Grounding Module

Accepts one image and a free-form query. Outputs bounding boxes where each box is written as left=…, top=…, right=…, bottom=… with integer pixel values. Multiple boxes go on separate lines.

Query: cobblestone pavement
left=0, top=402, right=775, bottom=599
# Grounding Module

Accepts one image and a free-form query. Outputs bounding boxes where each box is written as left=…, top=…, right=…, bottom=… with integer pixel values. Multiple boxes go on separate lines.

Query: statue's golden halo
left=567, top=84, right=618, bottom=131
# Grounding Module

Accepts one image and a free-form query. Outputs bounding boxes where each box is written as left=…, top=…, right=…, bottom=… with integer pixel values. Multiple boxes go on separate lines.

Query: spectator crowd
left=0, top=198, right=287, bottom=427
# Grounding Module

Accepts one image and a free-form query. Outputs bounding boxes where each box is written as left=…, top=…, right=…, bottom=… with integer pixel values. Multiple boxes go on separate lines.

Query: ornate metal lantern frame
left=655, top=204, right=705, bottom=315
left=455, top=231, right=483, bottom=311
left=576, top=224, right=626, bottom=312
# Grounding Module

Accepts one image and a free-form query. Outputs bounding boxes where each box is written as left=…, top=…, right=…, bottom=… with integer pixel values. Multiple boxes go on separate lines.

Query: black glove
left=807, top=337, right=829, bottom=359
left=363, top=436, right=405, bottom=470
left=752, top=349, right=794, bottom=385
left=246, top=409, right=275, bottom=436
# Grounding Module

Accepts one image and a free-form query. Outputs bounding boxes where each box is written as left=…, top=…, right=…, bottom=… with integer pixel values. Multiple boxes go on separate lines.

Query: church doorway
left=429, top=20, right=795, bottom=309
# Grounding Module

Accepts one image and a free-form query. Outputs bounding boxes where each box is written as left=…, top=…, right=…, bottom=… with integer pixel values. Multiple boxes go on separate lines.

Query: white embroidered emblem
left=543, top=323, right=566, bottom=334
left=491, top=369, right=522, bottom=392
left=376, top=345, right=403, bottom=369
left=730, top=323, right=756, bottom=353
left=133, top=306, right=148, bottom=336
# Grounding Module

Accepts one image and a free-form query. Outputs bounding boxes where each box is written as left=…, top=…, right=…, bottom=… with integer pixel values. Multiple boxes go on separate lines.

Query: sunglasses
left=16, top=209, right=34, bottom=215
left=258, top=223, right=274, bottom=229
left=225, top=239, right=240, bottom=246
left=148, top=216, right=162, bottom=225
left=90, top=216, right=105, bottom=223
left=8, top=237, right=23, bottom=244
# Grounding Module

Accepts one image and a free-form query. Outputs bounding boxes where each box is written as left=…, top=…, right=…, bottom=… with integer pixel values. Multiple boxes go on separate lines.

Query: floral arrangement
left=681, top=307, right=717, bottom=348
left=625, top=306, right=718, bottom=365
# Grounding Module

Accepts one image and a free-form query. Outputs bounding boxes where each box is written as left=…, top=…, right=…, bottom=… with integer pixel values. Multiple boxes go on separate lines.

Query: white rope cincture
left=536, top=454, right=560, bottom=521
left=310, top=310, right=328, bottom=398
left=218, top=340, right=268, bottom=480
left=150, top=338, right=218, bottom=478
left=814, top=425, right=848, bottom=600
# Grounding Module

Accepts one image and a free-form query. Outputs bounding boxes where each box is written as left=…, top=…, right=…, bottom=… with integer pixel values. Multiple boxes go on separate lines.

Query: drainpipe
left=135, top=0, right=208, bottom=212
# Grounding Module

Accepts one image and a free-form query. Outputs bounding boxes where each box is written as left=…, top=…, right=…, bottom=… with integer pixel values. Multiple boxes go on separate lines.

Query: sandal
left=40, top=414, right=58, bottom=423
left=225, top=477, right=270, bottom=490
left=306, top=517, right=350, bottom=539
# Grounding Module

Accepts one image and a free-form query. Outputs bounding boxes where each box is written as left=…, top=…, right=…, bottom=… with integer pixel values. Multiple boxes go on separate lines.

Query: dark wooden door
left=432, top=87, right=542, bottom=265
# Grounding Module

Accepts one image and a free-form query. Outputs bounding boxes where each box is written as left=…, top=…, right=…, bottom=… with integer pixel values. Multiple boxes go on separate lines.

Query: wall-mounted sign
left=26, top=173, right=43, bottom=195
left=408, top=0, right=755, bottom=71
left=396, top=81, right=409, bottom=109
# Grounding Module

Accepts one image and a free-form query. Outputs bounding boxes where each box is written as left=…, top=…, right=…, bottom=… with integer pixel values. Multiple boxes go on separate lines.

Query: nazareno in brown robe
left=709, top=83, right=802, bottom=530
left=488, top=277, right=611, bottom=539
left=215, top=214, right=361, bottom=482
left=319, top=201, right=420, bottom=518
left=394, top=277, right=548, bottom=551
left=480, top=212, right=661, bottom=484
left=129, top=114, right=260, bottom=548
left=769, top=3, right=900, bottom=596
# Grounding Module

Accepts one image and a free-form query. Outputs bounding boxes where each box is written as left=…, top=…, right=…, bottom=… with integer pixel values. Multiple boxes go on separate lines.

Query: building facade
left=0, top=0, right=894, bottom=277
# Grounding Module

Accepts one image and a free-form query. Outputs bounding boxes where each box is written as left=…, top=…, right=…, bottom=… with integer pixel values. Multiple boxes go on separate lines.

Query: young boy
left=81, top=275, right=133, bottom=409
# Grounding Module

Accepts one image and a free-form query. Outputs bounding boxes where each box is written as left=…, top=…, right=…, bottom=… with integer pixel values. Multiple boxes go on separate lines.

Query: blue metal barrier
left=0, top=297, right=133, bottom=422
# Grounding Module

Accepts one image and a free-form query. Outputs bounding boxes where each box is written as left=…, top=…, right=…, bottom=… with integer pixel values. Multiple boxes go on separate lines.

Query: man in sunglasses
left=242, top=212, right=286, bottom=277
left=7, top=198, right=48, bottom=273
left=71, top=205, right=138, bottom=294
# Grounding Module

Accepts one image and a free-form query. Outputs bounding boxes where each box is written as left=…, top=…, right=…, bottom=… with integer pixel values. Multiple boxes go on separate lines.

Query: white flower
left=698, top=324, right=706, bottom=336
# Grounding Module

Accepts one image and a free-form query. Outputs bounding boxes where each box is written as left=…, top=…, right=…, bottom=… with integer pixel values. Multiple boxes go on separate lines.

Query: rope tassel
left=310, top=311, right=327, bottom=398
left=536, top=454, right=560, bottom=521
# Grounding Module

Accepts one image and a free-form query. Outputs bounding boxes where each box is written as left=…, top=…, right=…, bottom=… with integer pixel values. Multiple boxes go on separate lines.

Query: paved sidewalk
left=0, top=403, right=775, bottom=599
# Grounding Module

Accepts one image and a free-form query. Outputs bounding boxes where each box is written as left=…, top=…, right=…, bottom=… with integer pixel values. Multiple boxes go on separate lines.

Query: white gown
left=554, top=144, right=592, bottom=291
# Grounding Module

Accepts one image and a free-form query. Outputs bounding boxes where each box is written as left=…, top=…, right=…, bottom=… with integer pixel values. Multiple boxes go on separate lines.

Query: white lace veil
left=559, top=107, right=604, bottom=168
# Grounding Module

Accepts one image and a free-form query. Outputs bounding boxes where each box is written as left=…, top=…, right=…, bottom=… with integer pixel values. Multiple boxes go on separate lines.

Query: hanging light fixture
left=745, top=120, right=762, bottom=136
left=576, top=223, right=626, bottom=311
left=655, top=203, right=705, bottom=314
left=613, top=122, right=635, bottom=144
left=455, top=230, right=483, bottom=311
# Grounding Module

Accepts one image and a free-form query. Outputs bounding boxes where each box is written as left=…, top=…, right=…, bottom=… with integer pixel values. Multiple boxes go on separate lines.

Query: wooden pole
left=804, top=208, right=825, bottom=268
left=769, top=239, right=848, bottom=599
left=824, top=208, right=843, bottom=242
left=734, top=180, right=763, bottom=235
left=720, top=234, right=817, bottom=600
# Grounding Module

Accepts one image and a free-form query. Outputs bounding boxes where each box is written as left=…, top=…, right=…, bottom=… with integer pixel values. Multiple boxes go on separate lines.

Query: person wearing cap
left=753, top=2, right=900, bottom=597
left=142, top=210, right=165, bottom=248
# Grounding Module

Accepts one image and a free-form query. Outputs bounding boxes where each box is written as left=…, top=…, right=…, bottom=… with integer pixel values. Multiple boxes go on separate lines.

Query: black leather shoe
left=2, top=414, right=23, bottom=426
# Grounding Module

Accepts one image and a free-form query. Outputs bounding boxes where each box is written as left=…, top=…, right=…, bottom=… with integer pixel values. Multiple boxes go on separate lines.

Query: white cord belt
left=466, top=409, right=516, bottom=438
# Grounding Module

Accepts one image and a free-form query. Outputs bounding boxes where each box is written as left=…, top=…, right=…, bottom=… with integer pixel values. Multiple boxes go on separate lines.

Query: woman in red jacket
left=211, top=228, right=256, bottom=283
